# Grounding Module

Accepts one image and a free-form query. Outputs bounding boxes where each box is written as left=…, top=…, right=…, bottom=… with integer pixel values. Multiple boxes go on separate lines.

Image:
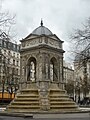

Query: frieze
left=44, top=37, right=48, bottom=44
left=48, top=39, right=60, bottom=48
left=39, top=38, right=42, bottom=43
left=48, top=39, right=54, bottom=45
left=23, top=39, right=40, bottom=47
left=22, top=42, right=25, bottom=47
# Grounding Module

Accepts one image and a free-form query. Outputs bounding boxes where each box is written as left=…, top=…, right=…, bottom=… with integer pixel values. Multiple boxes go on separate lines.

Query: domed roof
left=32, top=20, right=53, bottom=35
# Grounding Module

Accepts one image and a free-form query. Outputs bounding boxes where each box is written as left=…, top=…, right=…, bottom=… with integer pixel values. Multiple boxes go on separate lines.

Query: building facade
left=74, top=46, right=90, bottom=103
left=0, top=36, right=20, bottom=94
left=63, top=61, right=75, bottom=99
left=63, top=61, right=74, bottom=84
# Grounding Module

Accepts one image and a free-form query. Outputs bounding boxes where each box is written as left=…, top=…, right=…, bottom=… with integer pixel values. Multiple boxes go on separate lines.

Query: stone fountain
left=7, top=21, right=79, bottom=113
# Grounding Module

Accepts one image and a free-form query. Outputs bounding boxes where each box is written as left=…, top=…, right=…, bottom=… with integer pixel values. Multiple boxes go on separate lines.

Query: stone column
left=19, top=56, right=22, bottom=90
left=38, top=81, right=50, bottom=110
left=45, top=55, right=49, bottom=80
left=21, top=58, right=27, bottom=89
left=42, top=53, right=46, bottom=80
left=37, top=53, right=50, bottom=110
left=57, top=58, right=60, bottom=83
left=59, top=56, right=64, bottom=89
left=37, top=53, right=46, bottom=81
left=37, top=54, right=43, bottom=81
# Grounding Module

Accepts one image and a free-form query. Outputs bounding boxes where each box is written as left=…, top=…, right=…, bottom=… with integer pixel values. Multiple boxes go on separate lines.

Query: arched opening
left=27, top=57, right=36, bottom=82
left=50, top=57, right=58, bottom=81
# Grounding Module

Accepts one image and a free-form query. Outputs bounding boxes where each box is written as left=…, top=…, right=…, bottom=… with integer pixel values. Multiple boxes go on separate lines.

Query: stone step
left=16, top=94, right=39, bottom=98
left=49, top=98, right=72, bottom=101
left=50, top=92, right=67, bottom=94
left=50, top=92, right=66, bottom=94
left=11, top=101, right=39, bottom=105
left=50, top=108, right=79, bottom=112
left=50, top=101, right=76, bottom=105
left=20, top=89, right=38, bottom=94
left=49, top=95, right=68, bottom=98
left=50, top=105, right=78, bottom=108
left=21, top=92, right=38, bottom=94
left=7, top=83, right=79, bottom=113
left=14, top=98, right=39, bottom=101
left=8, top=105, right=40, bottom=109
left=21, top=89, right=38, bottom=92
left=50, top=89, right=66, bottom=92
left=8, top=109, right=40, bottom=112
left=50, top=93, right=67, bottom=95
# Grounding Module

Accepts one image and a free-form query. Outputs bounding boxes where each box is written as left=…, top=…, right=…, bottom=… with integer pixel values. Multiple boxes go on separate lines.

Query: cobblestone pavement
left=0, top=117, right=90, bottom=120
left=0, top=113, right=90, bottom=120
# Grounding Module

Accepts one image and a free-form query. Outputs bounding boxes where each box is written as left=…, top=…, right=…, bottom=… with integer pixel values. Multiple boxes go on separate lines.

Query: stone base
left=7, top=82, right=80, bottom=113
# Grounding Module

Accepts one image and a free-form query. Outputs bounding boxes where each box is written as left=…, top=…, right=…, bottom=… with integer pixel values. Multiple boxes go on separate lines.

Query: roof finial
left=40, top=19, right=43, bottom=26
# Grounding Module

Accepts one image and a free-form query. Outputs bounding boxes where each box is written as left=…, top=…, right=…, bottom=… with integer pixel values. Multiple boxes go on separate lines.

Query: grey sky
left=1, top=0, right=90, bottom=62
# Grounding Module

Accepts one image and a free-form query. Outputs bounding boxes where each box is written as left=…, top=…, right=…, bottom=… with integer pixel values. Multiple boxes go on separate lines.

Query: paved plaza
left=0, top=112, right=90, bottom=120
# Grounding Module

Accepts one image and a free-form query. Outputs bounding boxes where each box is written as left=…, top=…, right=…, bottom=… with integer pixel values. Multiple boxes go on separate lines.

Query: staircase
left=7, top=83, right=40, bottom=113
left=49, top=83, right=79, bottom=112
left=7, top=82, right=79, bottom=113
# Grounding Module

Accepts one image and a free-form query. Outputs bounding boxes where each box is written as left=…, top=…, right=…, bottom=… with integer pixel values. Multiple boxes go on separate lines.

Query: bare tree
left=65, top=81, right=74, bottom=98
left=71, top=18, right=90, bottom=51
left=70, top=17, right=90, bottom=98
left=0, top=4, right=16, bottom=102
left=70, top=17, right=90, bottom=69
left=0, top=4, right=16, bottom=41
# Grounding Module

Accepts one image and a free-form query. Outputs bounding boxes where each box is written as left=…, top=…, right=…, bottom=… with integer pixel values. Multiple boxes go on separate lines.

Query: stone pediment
left=22, top=33, right=63, bottom=43
left=21, top=34, right=39, bottom=41
left=21, top=35, right=63, bottom=50
left=48, top=34, right=63, bottom=43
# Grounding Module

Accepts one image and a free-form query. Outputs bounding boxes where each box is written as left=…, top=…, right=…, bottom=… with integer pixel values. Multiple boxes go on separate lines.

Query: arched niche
left=50, top=57, right=58, bottom=81
left=27, top=57, right=36, bottom=82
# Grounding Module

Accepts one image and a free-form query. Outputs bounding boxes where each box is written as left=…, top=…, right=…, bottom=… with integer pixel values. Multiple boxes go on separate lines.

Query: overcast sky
left=1, top=0, right=90, bottom=62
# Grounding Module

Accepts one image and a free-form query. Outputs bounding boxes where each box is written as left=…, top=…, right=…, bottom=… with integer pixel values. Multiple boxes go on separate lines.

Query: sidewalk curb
left=0, top=110, right=90, bottom=115
left=0, top=112, right=33, bottom=118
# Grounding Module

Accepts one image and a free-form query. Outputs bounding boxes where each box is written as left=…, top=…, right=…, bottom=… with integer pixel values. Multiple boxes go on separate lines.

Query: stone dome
left=32, top=20, right=53, bottom=35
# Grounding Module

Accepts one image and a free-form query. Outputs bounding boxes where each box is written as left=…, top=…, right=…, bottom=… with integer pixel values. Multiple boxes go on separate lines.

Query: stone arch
left=50, top=57, right=58, bottom=81
left=27, top=57, right=36, bottom=82
left=26, top=54, right=37, bottom=64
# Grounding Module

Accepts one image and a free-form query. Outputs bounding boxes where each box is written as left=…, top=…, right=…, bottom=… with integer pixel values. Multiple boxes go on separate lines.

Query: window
left=3, top=56, right=6, bottom=63
left=0, top=39, right=2, bottom=46
left=17, top=54, right=19, bottom=58
left=13, top=52, right=15, bottom=57
left=4, top=49, right=6, bottom=55
left=13, top=44, right=16, bottom=51
left=0, top=55, right=2, bottom=62
left=8, top=42, right=11, bottom=49
left=8, top=50, right=11, bottom=56
left=4, top=41, right=7, bottom=47
left=12, top=68, right=15, bottom=74
left=16, top=69, right=18, bottom=75
left=13, top=59, right=15, bottom=65
left=8, top=58, right=10, bottom=64
left=17, top=61, right=19, bottom=66
left=7, top=67, right=9, bottom=73
left=17, top=45, right=19, bottom=50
